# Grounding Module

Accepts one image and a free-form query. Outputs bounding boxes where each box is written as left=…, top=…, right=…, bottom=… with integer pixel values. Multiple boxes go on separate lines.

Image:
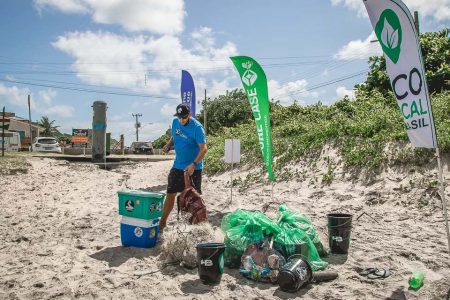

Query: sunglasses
left=178, top=115, right=189, bottom=120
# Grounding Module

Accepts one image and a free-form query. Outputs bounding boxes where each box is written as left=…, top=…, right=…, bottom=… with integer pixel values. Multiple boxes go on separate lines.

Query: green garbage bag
left=221, top=209, right=251, bottom=233
left=278, top=204, right=327, bottom=257
left=275, top=204, right=328, bottom=271
left=221, top=209, right=281, bottom=268
left=221, top=209, right=281, bottom=236
left=274, top=225, right=328, bottom=271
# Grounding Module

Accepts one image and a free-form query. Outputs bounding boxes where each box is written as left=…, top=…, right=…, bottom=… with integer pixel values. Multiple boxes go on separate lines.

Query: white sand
left=0, top=155, right=449, bottom=299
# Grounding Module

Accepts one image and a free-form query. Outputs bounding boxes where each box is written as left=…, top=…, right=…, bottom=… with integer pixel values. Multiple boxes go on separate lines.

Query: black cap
left=174, top=103, right=190, bottom=118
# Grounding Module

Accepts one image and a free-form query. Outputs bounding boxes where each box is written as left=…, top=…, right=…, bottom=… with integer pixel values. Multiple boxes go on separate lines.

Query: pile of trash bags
left=221, top=204, right=328, bottom=281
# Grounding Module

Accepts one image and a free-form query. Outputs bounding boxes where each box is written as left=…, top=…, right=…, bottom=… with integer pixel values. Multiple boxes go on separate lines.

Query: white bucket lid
left=120, top=216, right=159, bottom=228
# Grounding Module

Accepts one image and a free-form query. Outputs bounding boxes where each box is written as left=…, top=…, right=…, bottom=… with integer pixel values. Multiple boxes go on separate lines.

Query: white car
left=32, top=137, right=62, bottom=153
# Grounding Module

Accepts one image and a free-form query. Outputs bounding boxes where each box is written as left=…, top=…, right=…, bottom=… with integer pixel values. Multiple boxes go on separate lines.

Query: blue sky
left=0, top=0, right=448, bottom=144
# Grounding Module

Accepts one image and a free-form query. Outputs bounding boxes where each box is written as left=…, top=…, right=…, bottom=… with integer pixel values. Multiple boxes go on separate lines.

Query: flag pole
left=271, top=180, right=274, bottom=202
left=436, top=147, right=450, bottom=254
left=2, top=106, right=5, bottom=157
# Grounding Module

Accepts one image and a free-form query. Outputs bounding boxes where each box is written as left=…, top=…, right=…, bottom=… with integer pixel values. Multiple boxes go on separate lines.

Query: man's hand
left=162, top=144, right=170, bottom=154
left=185, top=163, right=195, bottom=176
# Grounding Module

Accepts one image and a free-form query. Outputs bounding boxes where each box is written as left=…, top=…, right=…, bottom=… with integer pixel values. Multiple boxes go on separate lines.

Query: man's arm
left=186, top=143, right=207, bottom=175
left=163, top=137, right=173, bottom=153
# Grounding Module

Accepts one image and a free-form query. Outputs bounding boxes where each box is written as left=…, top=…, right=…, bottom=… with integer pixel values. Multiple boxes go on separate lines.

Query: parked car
left=32, top=137, right=62, bottom=153
left=130, top=141, right=153, bottom=154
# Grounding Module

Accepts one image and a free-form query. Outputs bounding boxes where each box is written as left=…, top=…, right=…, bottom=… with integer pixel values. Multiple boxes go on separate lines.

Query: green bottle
left=408, top=272, right=424, bottom=289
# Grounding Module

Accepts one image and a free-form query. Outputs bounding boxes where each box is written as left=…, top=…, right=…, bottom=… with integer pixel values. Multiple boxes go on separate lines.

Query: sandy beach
left=1, top=155, right=449, bottom=299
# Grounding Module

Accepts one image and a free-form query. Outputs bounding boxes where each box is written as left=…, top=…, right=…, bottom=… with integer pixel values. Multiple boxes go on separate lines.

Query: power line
left=10, top=77, right=149, bottom=92
left=0, top=78, right=178, bottom=99
left=272, top=69, right=368, bottom=99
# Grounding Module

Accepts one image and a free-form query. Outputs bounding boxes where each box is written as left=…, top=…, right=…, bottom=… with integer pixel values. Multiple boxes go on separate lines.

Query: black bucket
left=196, top=242, right=226, bottom=284
left=277, top=255, right=313, bottom=292
left=327, top=213, right=352, bottom=254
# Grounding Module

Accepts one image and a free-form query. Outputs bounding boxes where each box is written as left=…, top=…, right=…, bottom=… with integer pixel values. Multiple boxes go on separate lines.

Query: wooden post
left=204, top=89, right=207, bottom=136
left=436, top=148, right=450, bottom=254
left=1, top=106, right=5, bottom=157
left=120, top=134, right=124, bottom=155
left=414, top=11, right=420, bottom=35
left=28, top=95, right=33, bottom=152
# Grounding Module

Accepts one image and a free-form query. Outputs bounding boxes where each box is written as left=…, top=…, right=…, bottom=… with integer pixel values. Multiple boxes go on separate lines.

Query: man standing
left=160, top=103, right=207, bottom=230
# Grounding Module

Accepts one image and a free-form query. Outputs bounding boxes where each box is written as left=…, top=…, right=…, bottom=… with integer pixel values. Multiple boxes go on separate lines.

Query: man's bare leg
left=160, top=193, right=176, bottom=230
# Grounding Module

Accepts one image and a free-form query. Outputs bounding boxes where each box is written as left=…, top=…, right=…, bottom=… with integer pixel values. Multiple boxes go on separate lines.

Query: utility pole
left=1, top=106, right=5, bottom=157
left=414, top=11, right=419, bottom=34
left=92, top=101, right=107, bottom=163
left=132, top=113, right=142, bottom=141
left=203, top=89, right=207, bottom=136
left=28, top=95, right=33, bottom=152
left=120, top=134, right=124, bottom=155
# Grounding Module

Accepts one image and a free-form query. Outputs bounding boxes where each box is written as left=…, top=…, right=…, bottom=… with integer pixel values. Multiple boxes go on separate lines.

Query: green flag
left=230, top=56, right=275, bottom=181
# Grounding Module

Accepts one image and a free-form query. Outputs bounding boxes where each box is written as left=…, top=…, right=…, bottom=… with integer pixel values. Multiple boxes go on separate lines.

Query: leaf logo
left=241, top=61, right=257, bottom=86
left=375, top=9, right=402, bottom=64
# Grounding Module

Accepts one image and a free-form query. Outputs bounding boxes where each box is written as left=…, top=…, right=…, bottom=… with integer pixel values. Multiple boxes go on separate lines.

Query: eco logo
left=241, top=61, right=257, bottom=86
left=134, top=227, right=143, bottom=238
left=125, top=200, right=134, bottom=212
left=375, top=9, right=402, bottom=64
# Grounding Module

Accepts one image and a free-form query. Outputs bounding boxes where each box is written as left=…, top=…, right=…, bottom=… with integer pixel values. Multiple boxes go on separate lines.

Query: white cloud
left=0, top=84, right=36, bottom=109
left=0, top=84, right=74, bottom=118
left=331, top=0, right=450, bottom=21
left=407, top=0, right=450, bottom=22
left=269, top=79, right=319, bottom=106
left=52, top=31, right=170, bottom=92
left=331, top=0, right=366, bottom=17
left=138, top=122, right=170, bottom=142
left=204, top=77, right=236, bottom=99
left=52, top=29, right=238, bottom=92
left=34, top=0, right=185, bottom=34
left=39, top=89, right=56, bottom=106
left=160, top=103, right=176, bottom=118
left=336, top=86, right=356, bottom=100
left=35, top=0, right=89, bottom=14
left=45, top=105, right=75, bottom=117
left=335, top=32, right=382, bottom=61
left=147, top=32, right=237, bottom=76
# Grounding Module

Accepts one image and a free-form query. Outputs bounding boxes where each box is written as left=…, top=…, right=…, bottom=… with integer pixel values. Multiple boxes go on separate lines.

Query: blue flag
left=181, top=70, right=196, bottom=116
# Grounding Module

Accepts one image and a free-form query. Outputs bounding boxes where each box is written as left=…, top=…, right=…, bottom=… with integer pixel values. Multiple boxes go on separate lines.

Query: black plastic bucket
left=277, top=255, right=313, bottom=292
left=327, top=213, right=352, bottom=254
left=196, top=242, right=226, bottom=284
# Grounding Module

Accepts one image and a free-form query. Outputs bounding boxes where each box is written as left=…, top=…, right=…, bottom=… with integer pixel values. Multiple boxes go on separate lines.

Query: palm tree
left=38, top=116, right=59, bottom=137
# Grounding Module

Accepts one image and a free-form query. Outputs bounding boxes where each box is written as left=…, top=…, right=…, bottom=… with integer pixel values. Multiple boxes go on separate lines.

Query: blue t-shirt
left=172, top=117, right=206, bottom=170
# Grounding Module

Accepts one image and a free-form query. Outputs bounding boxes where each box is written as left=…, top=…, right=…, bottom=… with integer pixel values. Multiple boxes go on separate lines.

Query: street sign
left=71, top=136, right=89, bottom=143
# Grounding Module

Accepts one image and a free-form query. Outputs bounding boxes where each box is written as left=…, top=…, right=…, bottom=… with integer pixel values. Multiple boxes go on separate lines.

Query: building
left=2, top=112, right=44, bottom=148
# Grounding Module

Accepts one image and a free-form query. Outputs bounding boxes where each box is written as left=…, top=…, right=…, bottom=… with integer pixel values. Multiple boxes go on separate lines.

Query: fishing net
left=160, top=222, right=216, bottom=269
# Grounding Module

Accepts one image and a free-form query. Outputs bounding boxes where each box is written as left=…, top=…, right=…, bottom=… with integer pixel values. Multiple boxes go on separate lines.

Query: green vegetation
left=153, top=128, right=171, bottom=149
left=38, top=116, right=60, bottom=137
left=0, top=153, right=30, bottom=175
left=205, top=91, right=450, bottom=177
left=154, top=29, right=450, bottom=183
left=357, top=28, right=450, bottom=95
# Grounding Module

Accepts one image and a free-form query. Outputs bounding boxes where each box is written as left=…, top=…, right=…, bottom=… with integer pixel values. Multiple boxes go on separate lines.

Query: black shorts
left=167, top=168, right=202, bottom=194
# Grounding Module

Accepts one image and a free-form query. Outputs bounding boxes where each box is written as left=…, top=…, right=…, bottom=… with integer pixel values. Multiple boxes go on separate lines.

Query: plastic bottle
left=408, top=272, right=424, bottom=289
